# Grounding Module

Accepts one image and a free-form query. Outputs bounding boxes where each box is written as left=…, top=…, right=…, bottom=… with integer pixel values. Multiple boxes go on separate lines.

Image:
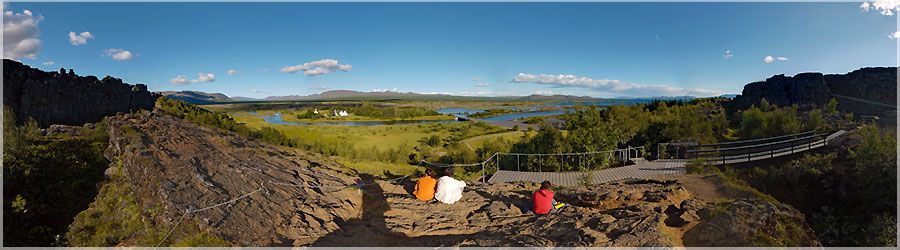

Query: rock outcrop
left=103, top=110, right=362, bottom=246
left=3, top=59, right=160, bottom=127
left=99, top=111, right=821, bottom=247
left=730, top=67, right=897, bottom=116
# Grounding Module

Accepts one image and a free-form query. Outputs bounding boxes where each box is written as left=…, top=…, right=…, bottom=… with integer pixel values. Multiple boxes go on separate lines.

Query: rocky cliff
left=730, top=67, right=897, bottom=116
left=2, top=59, right=160, bottom=127
left=87, top=110, right=821, bottom=247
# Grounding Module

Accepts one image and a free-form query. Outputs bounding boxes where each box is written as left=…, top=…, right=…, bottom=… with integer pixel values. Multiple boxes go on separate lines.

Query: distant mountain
left=612, top=95, right=696, bottom=100
left=718, top=94, right=739, bottom=99
left=516, top=94, right=596, bottom=100
left=158, top=90, right=232, bottom=104
left=230, top=96, right=259, bottom=101
left=262, top=90, right=440, bottom=101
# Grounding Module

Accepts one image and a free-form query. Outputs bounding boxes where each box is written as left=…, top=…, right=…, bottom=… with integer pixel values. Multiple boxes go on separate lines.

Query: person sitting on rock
left=532, top=181, right=566, bottom=214
left=434, top=168, right=466, bottom=204
left=413, top=168, right=438, bottom=201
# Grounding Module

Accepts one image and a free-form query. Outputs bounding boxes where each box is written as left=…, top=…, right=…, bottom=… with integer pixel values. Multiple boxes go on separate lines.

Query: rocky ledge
left=94, top=110, right=821, bottom=247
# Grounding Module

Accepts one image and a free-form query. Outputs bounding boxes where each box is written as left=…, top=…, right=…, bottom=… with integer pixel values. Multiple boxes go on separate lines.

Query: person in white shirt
left=434, top=168, right=466, bottom=204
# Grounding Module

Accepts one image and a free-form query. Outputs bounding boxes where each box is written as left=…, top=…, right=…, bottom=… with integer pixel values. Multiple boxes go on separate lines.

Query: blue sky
left=3, top=2, right=897, bottom=98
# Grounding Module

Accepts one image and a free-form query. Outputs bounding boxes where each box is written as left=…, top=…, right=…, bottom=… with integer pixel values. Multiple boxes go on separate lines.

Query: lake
left=245, top=112, right=462, bottom=126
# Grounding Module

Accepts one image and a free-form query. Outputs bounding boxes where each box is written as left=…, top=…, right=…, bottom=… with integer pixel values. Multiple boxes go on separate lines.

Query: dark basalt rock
left=3, top=59, right=161, bottom=127
left=729, top=67, right=897, bottom=116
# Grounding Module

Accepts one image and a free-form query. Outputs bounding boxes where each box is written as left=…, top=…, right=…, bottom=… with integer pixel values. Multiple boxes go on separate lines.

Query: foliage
left=848, top=125, right=897, bottom=219
left=66, top=158, right=229, bottom=247
left=419, top=134, right=442, bottom=147
left=500, top=99, right=729, bottom=171
left=725, top=124, right=897, bottom=246
left=3, top=107, right=110, bottom=246
left=739, top=100, right=802, bottom=139
left=295, top=103, right=440, bottom=120
left=825, top=98, right=838, bottom=114
left=806, top=109, right=828, bottom=133
left=467, top=108, right=515, bottom=118
left=156, top=97, right=297, bottom=148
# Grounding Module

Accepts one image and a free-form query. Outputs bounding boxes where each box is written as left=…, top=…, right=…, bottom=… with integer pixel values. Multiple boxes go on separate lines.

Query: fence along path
left=687, top=130, right=846, bottom=165
left=488, top=159, right=686, bottom=186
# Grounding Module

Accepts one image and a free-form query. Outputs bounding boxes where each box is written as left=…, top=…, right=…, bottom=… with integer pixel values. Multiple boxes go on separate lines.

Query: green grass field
left=464, top=131, right=531, bottom=149
left=231, top=114, right=504, bottom=152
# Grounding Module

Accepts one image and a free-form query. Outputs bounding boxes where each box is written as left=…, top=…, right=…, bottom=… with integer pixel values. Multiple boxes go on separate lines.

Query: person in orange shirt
left=413, top=169, right=438, bottom=201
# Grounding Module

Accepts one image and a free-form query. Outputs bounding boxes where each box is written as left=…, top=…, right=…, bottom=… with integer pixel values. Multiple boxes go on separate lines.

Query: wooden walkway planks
left=488, top=159, right=687, bottom=186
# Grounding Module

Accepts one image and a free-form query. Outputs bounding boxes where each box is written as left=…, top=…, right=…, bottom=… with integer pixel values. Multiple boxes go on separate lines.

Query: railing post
left=496, top=154, right=499, bottom=172
left=481, top=162, right=485, bottom=183
left=517, top=154, right=520, bottom=171
left=722, top=149, right=725, bottom=165
left=539, top=155, right=542, bottom=172
left=770, top=144, right=774, bottom=158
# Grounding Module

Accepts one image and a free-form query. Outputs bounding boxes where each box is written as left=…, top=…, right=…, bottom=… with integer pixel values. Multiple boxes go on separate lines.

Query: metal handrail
left=687, top=132, right=829, bottom=153
left=693, top=131, right=815, bottom=147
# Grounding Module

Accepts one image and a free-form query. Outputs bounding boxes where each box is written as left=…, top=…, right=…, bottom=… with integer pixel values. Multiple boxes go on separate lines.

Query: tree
left=825, top=98, right=838, bottom=114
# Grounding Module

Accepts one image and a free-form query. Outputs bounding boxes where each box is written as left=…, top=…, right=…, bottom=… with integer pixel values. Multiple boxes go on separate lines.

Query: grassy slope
left=465, top=131, right=529, bottom=149
left=232, top=115, right=502, bottom=151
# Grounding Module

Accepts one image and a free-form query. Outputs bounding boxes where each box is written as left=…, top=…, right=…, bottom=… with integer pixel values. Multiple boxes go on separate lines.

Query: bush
left=3, top=107, right=110, bottom=246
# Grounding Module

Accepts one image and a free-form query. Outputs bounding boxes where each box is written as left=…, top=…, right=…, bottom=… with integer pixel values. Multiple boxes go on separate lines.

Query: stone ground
left=103, top=111, right=822, bottom=247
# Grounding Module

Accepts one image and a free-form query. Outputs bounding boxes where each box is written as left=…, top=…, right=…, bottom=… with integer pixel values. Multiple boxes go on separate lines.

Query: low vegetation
left=690, top=124, right=896, bottom=247
left=3, top=107, right=110, bottom=246
left=66, top=157, right=229, bottom=247
left=295, top=103, right=441, bottom=120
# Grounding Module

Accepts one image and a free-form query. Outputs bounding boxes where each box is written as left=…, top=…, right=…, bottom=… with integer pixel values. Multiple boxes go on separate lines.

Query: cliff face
left=2, top=59, right=160, bottom=127
left=730, top=67, right=897, bottom=116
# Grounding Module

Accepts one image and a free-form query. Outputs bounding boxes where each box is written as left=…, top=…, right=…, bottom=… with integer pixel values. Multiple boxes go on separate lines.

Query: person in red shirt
left=532, top=181, right=566, bottom=214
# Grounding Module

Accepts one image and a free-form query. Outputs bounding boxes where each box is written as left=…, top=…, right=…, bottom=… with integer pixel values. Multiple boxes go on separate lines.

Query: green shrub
left=3, top=107, right=110, bottom=246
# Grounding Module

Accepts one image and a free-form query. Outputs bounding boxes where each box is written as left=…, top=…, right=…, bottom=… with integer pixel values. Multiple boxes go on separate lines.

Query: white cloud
left=371, top=88, right=412, bottom=93
left=891, top=31, right=900, bottom=39
left=512, top=73, right=723, bottom=97
left=723, top=50, right=733, bottom=59
left=42, top=61, right=53, bottom=65
left=197, top=72, right=215, bottom=82
left=281, top=59, right=352, bottom=76
left=68, top=31, right=93, bottom=45
left=310, top=86, right=331, bottom=91
left=3, top=8, right=43, bottom=60
left=861, top=0, right=900, bottom=16
left=250, top=89, right=271, bottom=93
left=169, top=75, right=195, bottom=85
left=169, top=72, right=213, bottom=85
left=102, top=48, right=135, bottom=60
left=474, top=83, right=489, bottom=87
left=227, top=69, right=244, bottom=75
left=764, top=56, right=789, bottom=63
left=533, top=90, right=555, bottom=95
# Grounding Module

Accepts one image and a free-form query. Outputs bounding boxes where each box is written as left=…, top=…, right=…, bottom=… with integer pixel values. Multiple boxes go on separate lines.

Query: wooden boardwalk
left=701, top=130, right=845, bottom=165
left=488, top=159, right=686, bottom=186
